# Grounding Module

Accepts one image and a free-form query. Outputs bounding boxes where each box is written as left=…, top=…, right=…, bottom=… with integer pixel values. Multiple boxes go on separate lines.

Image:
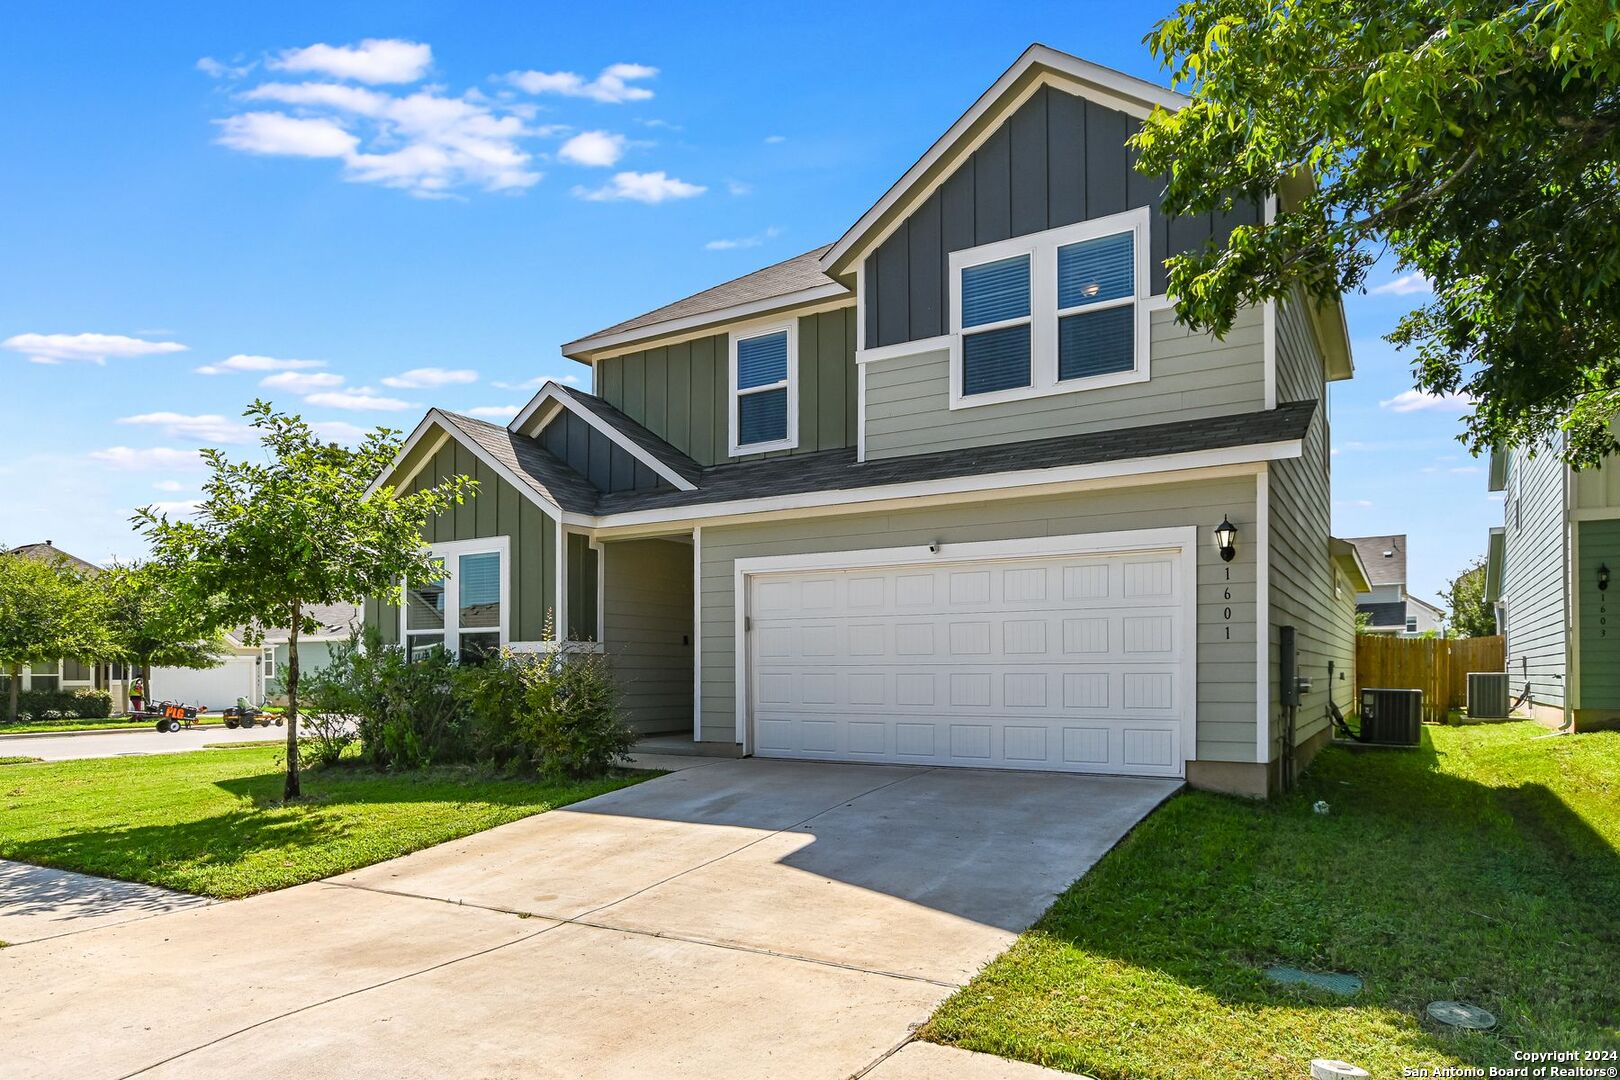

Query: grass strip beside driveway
left=923, top=722, right=1620, bottom=1077
left=0, top=745, right=653, bottom=899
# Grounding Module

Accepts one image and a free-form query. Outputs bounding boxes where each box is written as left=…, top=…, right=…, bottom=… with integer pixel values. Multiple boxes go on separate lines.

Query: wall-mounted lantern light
left=1600, top=563, right=1611, bottom=592
left=1214, top=516, right=1239, bottom=563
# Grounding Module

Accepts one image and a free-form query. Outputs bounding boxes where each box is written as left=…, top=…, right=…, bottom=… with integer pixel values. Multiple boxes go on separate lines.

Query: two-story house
left=1485, top=439, right=1620, bottom=730
left=1344, top=534, right=1445, bottom=635
left=364, top=44, right=1362, bottom=797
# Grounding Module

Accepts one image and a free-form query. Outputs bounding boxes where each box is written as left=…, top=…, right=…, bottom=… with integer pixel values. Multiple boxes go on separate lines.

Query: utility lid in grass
left=1263, top=965, right=1363, bottom=996
left=1426, top=1000, right=1496, bottom=1029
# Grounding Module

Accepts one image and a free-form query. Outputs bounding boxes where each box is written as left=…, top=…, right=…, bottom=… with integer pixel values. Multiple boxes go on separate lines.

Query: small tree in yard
left=103, top=562, right=231, bottom=701
left=138, top=402, right=473, bottom=799
left=1132, top=0, right=1620, bottom=466
left=0, top=548, right=111, bottom=722
left=1442, top=558, right=1497, bottom=639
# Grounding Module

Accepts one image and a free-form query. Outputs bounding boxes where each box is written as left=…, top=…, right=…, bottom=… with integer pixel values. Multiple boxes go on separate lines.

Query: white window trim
left=948, top=207, right=1152, bottom=410
left=728, top=321, right=799, bottom=457
left=400, top=536, right=512, bottom=657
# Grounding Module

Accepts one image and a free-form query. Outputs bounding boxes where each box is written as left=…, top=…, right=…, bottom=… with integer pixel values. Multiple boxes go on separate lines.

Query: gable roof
left=509, top=381, right=701, bottom=489
left=4, top=542, right=101, bottom=574
left=561, top=246, right=848, bottom=362
left=821, top=44, right=1188, bottom=281
left=435, top=410, right=602, bottom=514
left=1345, top=534, right=1407, bottom=587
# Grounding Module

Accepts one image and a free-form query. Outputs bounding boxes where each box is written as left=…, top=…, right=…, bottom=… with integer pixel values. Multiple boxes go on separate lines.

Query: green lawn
left=0, top=745, right=653, bottom=899
left=924, top=722, right=1620, bottom=1077
left=0, top=756, right=42, bottom=765
left=0, top=716, right=176, bottom=735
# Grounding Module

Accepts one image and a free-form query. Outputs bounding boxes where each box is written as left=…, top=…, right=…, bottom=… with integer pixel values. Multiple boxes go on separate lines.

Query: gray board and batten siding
left=863, top=84, right=1261, bottom=350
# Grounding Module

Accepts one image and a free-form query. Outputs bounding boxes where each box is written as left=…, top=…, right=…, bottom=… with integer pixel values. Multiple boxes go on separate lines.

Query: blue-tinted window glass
left=458, top=551, right=501, bottom=630
left=961, top=255, right=1030, bottom=328
left=737, top=331, right=788, bottom=389
left=1058, top=306, right=1136, bottom=381
left=1058, top=232, right=1134, bottom=309
left=962, top=323, right=1032, bottom=396
left=738, top=387, right=788, bottom=444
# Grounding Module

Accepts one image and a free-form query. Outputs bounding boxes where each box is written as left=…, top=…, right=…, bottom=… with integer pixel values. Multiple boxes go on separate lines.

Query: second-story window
left=949, top=206, right=1150, bottom=409
left=730, top=323, right=798, bottom=455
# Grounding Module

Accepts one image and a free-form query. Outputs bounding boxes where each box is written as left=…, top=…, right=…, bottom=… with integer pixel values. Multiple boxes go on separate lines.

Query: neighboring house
left=1345, top=534, right=1446, bottom=635
left=364, top=44, right=1361, bottom=797
left=0, top=542, right=115, bottom=699
left=0, top=542, right=357, bottom=711
left=1485, top=439, right=1620, bottom=730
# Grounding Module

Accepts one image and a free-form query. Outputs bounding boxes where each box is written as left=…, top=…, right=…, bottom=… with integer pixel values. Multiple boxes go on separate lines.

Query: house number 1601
left=1223, top=567, right=1234, bottom=640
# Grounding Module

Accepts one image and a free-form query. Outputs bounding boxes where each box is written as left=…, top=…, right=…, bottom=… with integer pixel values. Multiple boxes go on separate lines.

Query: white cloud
left=304, top=388, right=414, bottom=411
left=380, top=366, right=477, bottom=389
left=197, top=56, right=256, bottom=80
left=1371, top=271, right=1433, bottom=296
left=705, top=225, right=781, bottom=251
left=1450, top=465, right=1484, bottom=475
left=763, top=134, right=786, bottom=144
left=1335, top=499, right=1375, bottom=509
left=1380, top=389, right=1474, bottom=413
left=88, top=447, right=203, bottom=470
left=195, top=353, right=325, bottom=375
left=147, top=500, right=203, bottom=519
left=3, top=332, right=186, bottom=366
left=466, top=405, right=521, bottom=419
left=259, top=370, right=345, bottom=393
left=573, top=170, right=704, bottom=204
left=491, top=373, right=579, bottom=391
left=217, top=111, right=358, bottom=158
left=117, top=412, right=252, bottom=444
left=506, top=62, right=657, bottom=104
left=152, top=480, right=185, bottom=492
left=557, top=130, right=626, bottom=167
left=313, top=419, right=370, bottom=443
left=269, top=39, right=432, bottom=85
left=222, top=78, right=542, bottom=196
left=725, top=179, right=753, bottom=196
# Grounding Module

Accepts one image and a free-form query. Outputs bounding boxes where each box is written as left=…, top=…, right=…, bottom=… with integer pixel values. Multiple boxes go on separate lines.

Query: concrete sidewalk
left=1, top=759, right=1170, bottom=1078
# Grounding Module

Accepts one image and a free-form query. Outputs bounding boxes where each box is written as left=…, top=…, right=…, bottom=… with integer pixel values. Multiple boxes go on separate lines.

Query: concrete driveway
left=0, top=722, right=285, bottom=761
left=1, top=758, right=1177, bottom=1079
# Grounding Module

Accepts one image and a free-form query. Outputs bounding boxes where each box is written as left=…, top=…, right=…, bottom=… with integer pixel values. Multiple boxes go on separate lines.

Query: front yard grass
left=0, top=744, right=653, bottom=899
left=0, top=716, right=174, bottom=735
left=924, top=722, right=1620, bottom=1077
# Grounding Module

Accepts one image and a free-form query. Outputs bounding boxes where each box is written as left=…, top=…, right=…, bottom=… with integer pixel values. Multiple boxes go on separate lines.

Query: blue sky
left=0, top=2, right=1498, bottom=603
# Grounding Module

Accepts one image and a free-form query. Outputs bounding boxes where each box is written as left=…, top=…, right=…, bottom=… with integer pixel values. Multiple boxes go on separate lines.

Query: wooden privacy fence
left=1356, top=635, right=1506, bottom=723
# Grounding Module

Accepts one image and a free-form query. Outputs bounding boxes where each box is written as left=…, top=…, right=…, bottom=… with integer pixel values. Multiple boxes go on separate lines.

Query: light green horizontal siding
left=863, top=305, right=1265, bottom=460
left=603, top=538, right=694, bottom=734
left=1577, top=518, right=1620, bottom=710
left=698, top=475, right=1259, bottom=762
left=364, top=433, right=557, bottom=646
left=596, top=307, right=857, bottom=467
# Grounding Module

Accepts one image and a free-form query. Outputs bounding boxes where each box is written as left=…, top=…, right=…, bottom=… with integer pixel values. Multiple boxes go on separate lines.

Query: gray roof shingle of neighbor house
left=436, top=400, right=1317, bottom=518
left=1345, top=534, right=1407, bottom=587
left=565, top=244, right=841, bottom=348
left=4, top=541, right=102, bottom=574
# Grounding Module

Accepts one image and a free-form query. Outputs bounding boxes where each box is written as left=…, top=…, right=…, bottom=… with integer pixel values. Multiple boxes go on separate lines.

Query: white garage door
left=746, top=544, right=1192, bottom=777
left=149, top=657, right=260, bottom=710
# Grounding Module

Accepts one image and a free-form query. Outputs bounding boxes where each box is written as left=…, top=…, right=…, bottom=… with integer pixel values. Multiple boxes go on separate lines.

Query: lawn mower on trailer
left=140, top=701, right=205, bottom=733
left=222, top=699, right=282, bottom=730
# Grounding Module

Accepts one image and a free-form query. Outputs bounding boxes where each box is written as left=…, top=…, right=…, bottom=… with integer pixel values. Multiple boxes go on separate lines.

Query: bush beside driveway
left=923, top=722, right=1620, bottom=1077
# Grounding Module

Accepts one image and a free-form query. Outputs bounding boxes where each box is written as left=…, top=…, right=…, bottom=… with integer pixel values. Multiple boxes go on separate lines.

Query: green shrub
left=300, top=631, right=465, bottom=771
left=7, top=688, right=113, bottom=722
left=461, top=648, right=636, bottom=780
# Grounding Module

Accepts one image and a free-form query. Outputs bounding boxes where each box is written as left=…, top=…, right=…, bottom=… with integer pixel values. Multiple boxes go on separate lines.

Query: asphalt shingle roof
left=4, top=543, right=101, bottom=574
left=437, top=410, right=602, bottom=514
left=1358, top=601, right=1408, bottom=629
left=594, top=400, right=1317, bottom=515
left=547, top=385, right=703, bottom=485
left=1345, top=534, right=1407, bottom=587
left=565, top=245, right=842, bottom=350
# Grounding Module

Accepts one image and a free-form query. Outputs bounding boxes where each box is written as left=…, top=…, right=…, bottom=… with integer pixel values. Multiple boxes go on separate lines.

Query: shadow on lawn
left=1024, top=728, right=1620, bottom=1059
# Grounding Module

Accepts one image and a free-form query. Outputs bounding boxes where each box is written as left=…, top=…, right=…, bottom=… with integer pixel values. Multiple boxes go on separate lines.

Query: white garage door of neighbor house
left=150, top=657, right=259, bottom=710
left=747, top=546, right=1192, bottom=777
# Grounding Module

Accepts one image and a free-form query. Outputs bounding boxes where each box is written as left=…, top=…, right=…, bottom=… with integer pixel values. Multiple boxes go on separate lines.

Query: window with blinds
left=947, top=207, right=1149, bottom=409
left=730, top=324, right=797, bottom=454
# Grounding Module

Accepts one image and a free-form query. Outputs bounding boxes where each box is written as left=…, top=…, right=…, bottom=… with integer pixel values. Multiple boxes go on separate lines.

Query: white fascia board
left=822, top=45, right=1188, bottom=279
left=508, top=383, right=697, bottom=492
left=560, top=283, right=850, bottom=362
left=590, top=438, right=1300, bottom=532
left=378, top=409, right=567, bottom=524
left=364, top=412, right=448, bottom=499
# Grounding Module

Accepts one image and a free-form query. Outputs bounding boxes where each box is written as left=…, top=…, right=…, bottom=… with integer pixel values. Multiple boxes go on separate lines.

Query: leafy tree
left=0, top=548, right=111, bottom=722
left=102, top=562, right=231, bottom=701
left=138, top=402, right=473, bottom=799
left=1132, top=0, right=1620, bottom=466
left=1354, top=609, right=1375, bottom=635
left=1441, top=558, right=1497, bottom=638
